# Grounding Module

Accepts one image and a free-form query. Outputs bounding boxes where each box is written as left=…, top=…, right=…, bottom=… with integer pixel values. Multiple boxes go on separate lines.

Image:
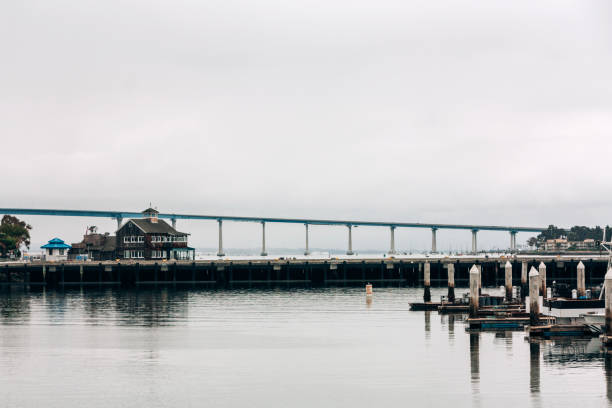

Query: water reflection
left=529, top=341, right=540, bottom=394
left=469, top=332, right=480, bottom=382
left=1, top=287, right=612, bottom=407
left=605, top=352, right=612, bottom=403
left=0, top=288, right=31, bottom=324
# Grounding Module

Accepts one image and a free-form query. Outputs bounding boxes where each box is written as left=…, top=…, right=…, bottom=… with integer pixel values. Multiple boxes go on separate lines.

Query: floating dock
left=528, top=324, right=596, bottom=338
left=467, top=316, right=555, bottom=330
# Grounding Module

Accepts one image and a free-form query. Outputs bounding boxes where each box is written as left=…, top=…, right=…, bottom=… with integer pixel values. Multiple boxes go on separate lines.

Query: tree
left=0, top=215, right=32, bottom=257
left=527, top=237, right=538, bottom=248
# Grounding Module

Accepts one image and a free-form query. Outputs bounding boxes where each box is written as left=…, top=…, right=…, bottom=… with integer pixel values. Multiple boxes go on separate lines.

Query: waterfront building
left=41, top=238, right=71, bottom=261
left=69, top=231, right=116, bottom=261
left=573, top=238, right=597, bottom=250
left=544, top=238, right=569, bottom=251
left=116, top=208, right=194, bottom=260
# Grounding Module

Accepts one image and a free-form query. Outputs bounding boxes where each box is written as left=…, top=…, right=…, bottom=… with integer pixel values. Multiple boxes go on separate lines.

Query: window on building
left=138, top=236, right=144, bottom=243
left=124, top=250, right=130, bottom=258
left=59, top=249, right=64, bottom=255
left=48, top=249, right=53, bottom=255
left=124, top=236, right=129, bottom=243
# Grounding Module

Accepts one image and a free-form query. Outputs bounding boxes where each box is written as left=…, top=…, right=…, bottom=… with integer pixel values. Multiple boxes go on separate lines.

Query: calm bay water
left=0, top=286, right=611, bottom=407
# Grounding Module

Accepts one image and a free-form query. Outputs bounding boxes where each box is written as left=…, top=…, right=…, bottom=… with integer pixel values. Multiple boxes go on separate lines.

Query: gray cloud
left=1, top=0, right=611, bottom=251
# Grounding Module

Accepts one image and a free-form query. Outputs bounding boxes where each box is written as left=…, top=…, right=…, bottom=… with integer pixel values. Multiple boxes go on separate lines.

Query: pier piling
left=469, top=265, right=479, bottom=318
left=476, top=264, right=482, bottom=295
left=529, top=267, right=540, bottom=326
left=577, top=261, right=586, bottom=298
left=423, top=262, right=431, bottom=302
left=538, top=262, right=547, bottom=299
left=521, top=262, right=528, bottom=302
left=606, top=268, right=612, bottom=338
left=505, top=261, right=512, bottom=301
left=447, top=263, right=455, bottom=302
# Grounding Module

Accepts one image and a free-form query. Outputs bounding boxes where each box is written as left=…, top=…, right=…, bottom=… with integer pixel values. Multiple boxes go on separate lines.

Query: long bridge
left=0, top=207, right=546, bottom=255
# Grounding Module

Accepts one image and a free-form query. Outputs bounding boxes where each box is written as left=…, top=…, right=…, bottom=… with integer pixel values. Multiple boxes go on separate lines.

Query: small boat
left=581, top=312, right=604, bottom=326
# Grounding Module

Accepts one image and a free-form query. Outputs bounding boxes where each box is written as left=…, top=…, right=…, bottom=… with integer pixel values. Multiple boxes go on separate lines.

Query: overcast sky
left=1, top=0, right=611, bottom=252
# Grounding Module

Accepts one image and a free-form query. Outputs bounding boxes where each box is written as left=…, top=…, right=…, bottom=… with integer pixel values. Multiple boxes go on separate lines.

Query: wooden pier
left=0, top=255, right=609, bottom=289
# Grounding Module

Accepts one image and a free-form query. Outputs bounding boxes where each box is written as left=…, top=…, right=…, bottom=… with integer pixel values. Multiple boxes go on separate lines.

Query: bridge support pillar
left=431, top=227, right=437, bottom=253
left=172, top=218, right=177, bottom=230
left=471, top=229, right=478, bottom=253
left=510, top=231, right=517, bottom=251
left=389, top=226, right=396, bottom=255
left=346, top=225, right=354, bottom=255
left=260, top=221, right=267, bottom=256
left=116, top=216, right=123, bottom=230
left=304, top=224, right=310, bottom=256
left=217, top=219, right=225, bottom=257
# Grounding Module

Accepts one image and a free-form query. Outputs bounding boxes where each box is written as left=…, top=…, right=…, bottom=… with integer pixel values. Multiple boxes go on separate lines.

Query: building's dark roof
left=129, top=219, right=188, bottom=235
left=70, top=233, right=116, bottom=252
left=141, top=207, right=159, bottom=215
left=102, top=236, right=116, bottom=252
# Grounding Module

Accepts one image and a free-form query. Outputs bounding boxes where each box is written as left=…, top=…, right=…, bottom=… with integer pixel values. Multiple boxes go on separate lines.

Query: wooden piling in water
left=447, top=263, right=455, bottom=302
left=577, top=261, right=586, bottom=298
left=529, top=267, right=540, bottom=326
left=538, top=262, right=547, bottom=299
left=469, top=265, right=479, bottom=318
left=605, top=269, right=612, bottom=339
left=521, top=262, right=528, bottom=303
left=476, top=264, right=482, bottom=295
left=423, top=262, right=431, bottom=302
left=505, top=261, right=512, bottom=301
